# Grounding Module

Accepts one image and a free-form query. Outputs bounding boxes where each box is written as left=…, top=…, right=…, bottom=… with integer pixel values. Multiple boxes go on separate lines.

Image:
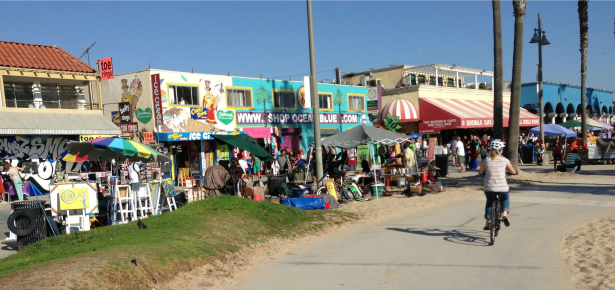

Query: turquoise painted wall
left=231, top=77, right=372, bottom=150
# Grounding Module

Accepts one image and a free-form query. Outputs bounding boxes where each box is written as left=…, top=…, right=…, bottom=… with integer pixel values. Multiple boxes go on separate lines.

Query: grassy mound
left=0, top=196, right=355, bottom=289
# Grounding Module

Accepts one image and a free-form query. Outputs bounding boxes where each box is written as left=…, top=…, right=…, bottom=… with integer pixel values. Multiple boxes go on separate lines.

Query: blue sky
left=2, top=1, right=614, bottom=93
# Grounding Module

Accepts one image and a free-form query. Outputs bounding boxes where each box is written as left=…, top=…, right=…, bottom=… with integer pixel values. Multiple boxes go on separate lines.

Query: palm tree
left=492, top=0, right=504, bottom=140
left=333, top=89, right=345, bottom=131
left=255, top=85, right=272, bottom=126
left=505, top=0, right=527, bottom=170
left=579, top=0, right=589, bottom=142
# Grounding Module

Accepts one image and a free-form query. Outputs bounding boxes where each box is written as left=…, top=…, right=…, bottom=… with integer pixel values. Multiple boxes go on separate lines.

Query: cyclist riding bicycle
left=478, top=139, right=517, bottom=230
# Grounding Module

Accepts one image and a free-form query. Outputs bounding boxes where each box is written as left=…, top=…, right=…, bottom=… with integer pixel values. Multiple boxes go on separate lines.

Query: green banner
left=357, top=145, right=370, bottom=167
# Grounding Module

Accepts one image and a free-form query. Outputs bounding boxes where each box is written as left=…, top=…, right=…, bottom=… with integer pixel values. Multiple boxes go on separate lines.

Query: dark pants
left=566, top=159, right=582, bottom=171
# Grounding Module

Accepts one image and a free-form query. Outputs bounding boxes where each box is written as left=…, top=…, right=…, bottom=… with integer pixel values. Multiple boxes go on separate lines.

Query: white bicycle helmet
left=489, top=139, right=505, bottom=151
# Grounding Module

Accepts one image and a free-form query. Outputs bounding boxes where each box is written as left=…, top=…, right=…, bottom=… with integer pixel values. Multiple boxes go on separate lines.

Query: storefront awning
left=0, top=111, right=121, bottom=135
left=418, top=98, right=540, bottom=133
left=210, top=134, right=274, bottom=161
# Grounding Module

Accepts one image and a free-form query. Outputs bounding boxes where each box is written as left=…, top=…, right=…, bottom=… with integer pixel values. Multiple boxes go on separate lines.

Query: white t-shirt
left=238, top=159, right=248, bottom=174
left=423, top=140, right=428, bottom=149
left=456, top=141, right=465, bottom=155
left=127, top=163, right=140, bottom=183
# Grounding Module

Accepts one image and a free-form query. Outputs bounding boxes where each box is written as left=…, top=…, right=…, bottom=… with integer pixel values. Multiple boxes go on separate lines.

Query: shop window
left=438, top=77, right=443, bottom=86
left=227, top=88, right=252, bottom=108
left=447, top=79, right=455, bottom=87
left=410, top=74, right=417, bottom=86
left=40, top=84, right=78, bottom=109
left=418, top=75, right=426, bottom=85
left=319, top=94, right=332, bottom=110
left=348, top=95, right=365, bottom=111
left=273, top=91, right=296, bottom=109
left=429, top=77, right=436, bottom=85
left=169, top=85, right=199, bottom=106
left=3, top=82, right=33, bottom=108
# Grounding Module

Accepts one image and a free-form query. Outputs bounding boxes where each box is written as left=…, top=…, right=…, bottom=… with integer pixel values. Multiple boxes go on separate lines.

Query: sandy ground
left=562, top=215, right=615, bottom=290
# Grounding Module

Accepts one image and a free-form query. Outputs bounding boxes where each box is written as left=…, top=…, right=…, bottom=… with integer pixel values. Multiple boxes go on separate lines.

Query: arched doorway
left=566, top=104, right=575, bottom=121
left=544, top=102, right=554, bottom=124
left=555, top=103, right=565, bottom=124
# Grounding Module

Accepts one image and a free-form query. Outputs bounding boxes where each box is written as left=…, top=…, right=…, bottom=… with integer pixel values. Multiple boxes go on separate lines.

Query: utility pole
left=307, top=0, right=323, bottom=184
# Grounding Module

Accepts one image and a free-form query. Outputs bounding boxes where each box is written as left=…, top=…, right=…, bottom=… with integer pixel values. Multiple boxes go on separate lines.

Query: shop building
left=520, top=82, right=614, bottom=124
left=101, top=69, right=371, bottom=184
left=0, top=40, right=121, bottom=193
left=231, top=77, right=371, bottom=151
left=343, top=64, right=539, bottom=142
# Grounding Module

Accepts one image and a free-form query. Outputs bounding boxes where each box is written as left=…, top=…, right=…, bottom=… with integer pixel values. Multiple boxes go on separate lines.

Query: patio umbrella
left=529, top=124, right=577, bottom=138
left=558, top=120, right=583, bottom=128
left=409, top=132, right=423, bottom=139
left=62, top=137, right=169, bottom=163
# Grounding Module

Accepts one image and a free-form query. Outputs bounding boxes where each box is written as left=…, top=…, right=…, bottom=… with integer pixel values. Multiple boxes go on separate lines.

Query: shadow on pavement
left=386, top=227, right=491, bottom=246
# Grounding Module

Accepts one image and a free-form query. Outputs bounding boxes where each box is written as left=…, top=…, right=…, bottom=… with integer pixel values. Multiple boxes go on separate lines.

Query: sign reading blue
left=155, top=131, right=243, bottom=142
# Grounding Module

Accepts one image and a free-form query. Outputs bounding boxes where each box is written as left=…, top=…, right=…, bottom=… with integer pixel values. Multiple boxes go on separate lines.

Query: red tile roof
left=0, top=41, right=95, bottom=73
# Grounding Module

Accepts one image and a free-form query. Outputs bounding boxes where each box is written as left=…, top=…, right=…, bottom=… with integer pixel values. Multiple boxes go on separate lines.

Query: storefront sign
left=155, top=131, right=242, bottom=142
left=135, top=108, right=152, bottom=124
left=366, top=87, right=380, bottom=114
left=427, top=137, right=437, bottom=161
left=99, top=57, right=113, bottom=80
left=190, top=107, right=207, bottom=120
left=236, top=112, right=359, bottom=125
left=79, top=135, right=115, bottom=142
left=151, top=74, right=163, bottom=126
left=111, top=111, right=121, bottom=126
left=59, top=188, right=90, bottom=210
left=243, top=127, right=271, bottom=138
left=217, top=110, right=235, bottom=125
left=143, top=132, right=154, bottom=143
left=119, top=102, right=132, bottom=123
left=120, top=122, right=138, bottom=133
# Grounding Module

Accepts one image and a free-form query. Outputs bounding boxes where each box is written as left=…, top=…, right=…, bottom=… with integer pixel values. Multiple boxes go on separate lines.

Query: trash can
left=9, top=201, right=47, bottom=249
left=267, top=175, right=289, bottom=197
left=435, top=154, right=449, bottom=177
left=522, top=145, right=535, bottom=164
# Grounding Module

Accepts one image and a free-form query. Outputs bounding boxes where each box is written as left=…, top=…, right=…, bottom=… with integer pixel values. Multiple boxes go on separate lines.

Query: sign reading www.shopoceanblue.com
left=236, top=112, right=359, bottom=125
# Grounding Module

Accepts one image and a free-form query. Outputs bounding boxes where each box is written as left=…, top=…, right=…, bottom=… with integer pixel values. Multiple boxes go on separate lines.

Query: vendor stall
left=321, top=125, right=416, bottom=199
left=62, top=137, right=170, bottom=227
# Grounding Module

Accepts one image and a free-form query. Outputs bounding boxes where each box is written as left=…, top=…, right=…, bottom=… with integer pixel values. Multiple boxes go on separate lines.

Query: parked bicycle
left=315, top=174, right=363, bottom=201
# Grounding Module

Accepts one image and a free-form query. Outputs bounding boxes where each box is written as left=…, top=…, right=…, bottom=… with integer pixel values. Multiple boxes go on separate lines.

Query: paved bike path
left=230, top=177, right=615, bottom=290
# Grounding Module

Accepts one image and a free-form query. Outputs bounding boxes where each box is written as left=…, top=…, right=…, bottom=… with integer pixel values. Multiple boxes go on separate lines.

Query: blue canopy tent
left=409, top=133, right=423, bottom=139
left=529, top=124, right=577, bottom=138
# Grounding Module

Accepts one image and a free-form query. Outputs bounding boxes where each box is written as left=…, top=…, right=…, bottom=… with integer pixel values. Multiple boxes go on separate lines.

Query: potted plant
left=290, top=166, right=311, bottom=183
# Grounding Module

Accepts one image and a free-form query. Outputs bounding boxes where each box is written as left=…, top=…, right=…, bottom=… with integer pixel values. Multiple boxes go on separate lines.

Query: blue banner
left=155, top=131, right=243, bottom=142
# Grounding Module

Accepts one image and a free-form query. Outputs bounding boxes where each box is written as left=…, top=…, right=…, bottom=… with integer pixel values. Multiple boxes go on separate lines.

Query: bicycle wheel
left=490, top=201, right=497, bottom=245
left=316, top=186, right=328, bottom=196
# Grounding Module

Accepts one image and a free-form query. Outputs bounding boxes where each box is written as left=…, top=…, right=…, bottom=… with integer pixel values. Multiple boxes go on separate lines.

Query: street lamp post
left=529, top=13, right=550, bottom=142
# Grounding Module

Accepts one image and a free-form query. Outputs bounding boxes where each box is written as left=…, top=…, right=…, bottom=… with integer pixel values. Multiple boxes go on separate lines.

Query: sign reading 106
left=100, top=57, right=113, bottom=80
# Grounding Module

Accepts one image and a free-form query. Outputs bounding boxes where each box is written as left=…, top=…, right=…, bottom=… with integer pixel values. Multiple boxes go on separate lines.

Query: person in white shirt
left=238, top=158, right=249, bottom=175
left=127, top=161, right=141, bottom=183
left=456, top=136, right=466, bottom=173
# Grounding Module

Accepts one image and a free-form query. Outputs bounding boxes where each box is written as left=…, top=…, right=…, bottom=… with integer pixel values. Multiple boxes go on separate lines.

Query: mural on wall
left=202, top=80, right=223, bottom=124
left=120, top=76, right=144, bottom=121
left=0, top=136, right=85, bottom=193
left=160, top=74, right=235, bottom=133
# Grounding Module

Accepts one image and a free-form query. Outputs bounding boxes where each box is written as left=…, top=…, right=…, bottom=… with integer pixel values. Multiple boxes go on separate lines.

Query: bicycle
left=487, top=192, right=503, bottom=245
left=315, top=174, right=363, bottom=201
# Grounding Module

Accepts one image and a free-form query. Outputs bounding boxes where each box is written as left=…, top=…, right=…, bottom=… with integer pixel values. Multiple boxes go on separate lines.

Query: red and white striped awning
left=418, top=98, right=540, bottom=133
left=380, top=99, right=419, bottom=123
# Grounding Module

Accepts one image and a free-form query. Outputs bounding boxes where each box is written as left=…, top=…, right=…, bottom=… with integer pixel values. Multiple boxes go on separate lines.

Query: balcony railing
left=5, top=100, right=100, bottom=110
